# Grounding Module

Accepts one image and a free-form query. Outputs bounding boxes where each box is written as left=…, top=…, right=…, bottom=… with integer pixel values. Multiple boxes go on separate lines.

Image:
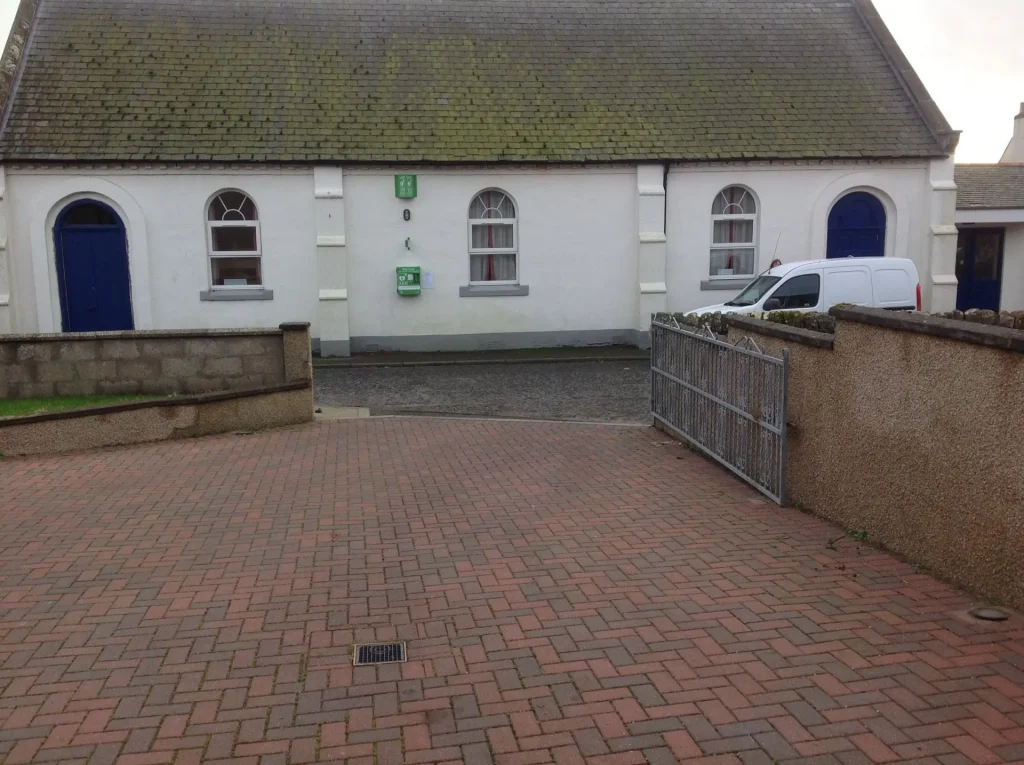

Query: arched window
left=710, top=186, right=757, bottom=279
left=207, top=190, right=262, bottom=287
left=469, top=189, right=517, bottom=284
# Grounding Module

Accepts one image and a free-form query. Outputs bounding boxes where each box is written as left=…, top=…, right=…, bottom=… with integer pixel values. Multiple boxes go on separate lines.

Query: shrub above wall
left=933, top=309, right=1024, bottom=331
left=652, top=312, right=729, bottom=335
left=758, top=307, right=1024, bottom=334
left=761, top=312, right=836, bottom=334
left=653, top=311, right=835, bottom=335
left=654, top=308, right=1024, bottom=337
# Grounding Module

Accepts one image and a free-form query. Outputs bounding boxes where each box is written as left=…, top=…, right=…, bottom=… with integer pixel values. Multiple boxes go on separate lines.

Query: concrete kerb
left=314, top=353, right=651, bottom=369
left=367, top=413, right=652, bottom=427
left=314, top=406, right=371, bottom=420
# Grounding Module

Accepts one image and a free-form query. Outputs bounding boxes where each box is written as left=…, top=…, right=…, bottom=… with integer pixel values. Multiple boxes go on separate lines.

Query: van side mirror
left=762, top=298, right=782, bottom=312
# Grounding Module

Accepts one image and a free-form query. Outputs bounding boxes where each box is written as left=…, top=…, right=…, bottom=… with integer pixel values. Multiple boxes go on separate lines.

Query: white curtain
left=710, top=186, right=756, bottom=276
left=710, top=248, right=755, bottom=276
left=469, top=191, right=516, bottom=281
left=471, top=254, right=516, bottom=281
left=713, top=219, right=754, bottom=245
left=471, top=223, right=513, bottom=249
left=471, top=222, right=515, bottom=281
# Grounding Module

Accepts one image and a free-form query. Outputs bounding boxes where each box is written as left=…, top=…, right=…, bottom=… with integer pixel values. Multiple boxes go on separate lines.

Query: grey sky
left=873, top=0, right=1023, bottom=163
left=0, top=0, right=1018, bottom=163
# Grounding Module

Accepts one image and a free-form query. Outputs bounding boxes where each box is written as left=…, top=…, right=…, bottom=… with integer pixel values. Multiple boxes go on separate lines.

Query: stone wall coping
left=830, top=306, right=1024, bottom=353
left=726, top=315, right=835, bottom=349
left=0, top=379, right=312, bottom=429
left=0, top=328, right=284, bottom=344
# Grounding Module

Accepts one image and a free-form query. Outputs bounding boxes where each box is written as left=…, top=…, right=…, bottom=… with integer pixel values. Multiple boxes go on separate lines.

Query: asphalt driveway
left=314, top=360, right=651, bottom=423
left=0, top=417, right=1021, bottom=764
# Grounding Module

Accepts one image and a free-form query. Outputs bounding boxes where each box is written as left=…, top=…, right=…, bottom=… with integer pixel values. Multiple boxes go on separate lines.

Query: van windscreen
left=725, top=275, right=781, bottom=307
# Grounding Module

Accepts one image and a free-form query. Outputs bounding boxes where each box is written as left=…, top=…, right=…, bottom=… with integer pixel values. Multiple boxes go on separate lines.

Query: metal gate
left=651, top=320, right=788, bottom=503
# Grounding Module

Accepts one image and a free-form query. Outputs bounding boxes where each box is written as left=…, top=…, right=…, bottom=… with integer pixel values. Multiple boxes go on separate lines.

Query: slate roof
left=0, top=0, right=953, bottom=163
left=955, top=165, right=1024, bottom=210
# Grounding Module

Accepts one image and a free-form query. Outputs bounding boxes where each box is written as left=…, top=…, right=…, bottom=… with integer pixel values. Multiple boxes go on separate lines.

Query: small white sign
left=422, top=270, right=435, bottom=289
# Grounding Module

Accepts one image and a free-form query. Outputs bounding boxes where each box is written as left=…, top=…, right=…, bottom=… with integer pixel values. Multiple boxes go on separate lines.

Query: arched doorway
left=827, top=191, right=886, bottom=259
left=54, top=200, right=134, bottom=332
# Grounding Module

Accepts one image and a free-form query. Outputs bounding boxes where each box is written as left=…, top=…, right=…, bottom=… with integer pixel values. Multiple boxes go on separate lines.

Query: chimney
left=1000, top=102, right=1024, bottom=163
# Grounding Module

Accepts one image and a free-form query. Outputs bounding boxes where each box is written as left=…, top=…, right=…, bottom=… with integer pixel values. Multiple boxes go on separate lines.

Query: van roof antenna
left=755, top=233, right=784, bottom=278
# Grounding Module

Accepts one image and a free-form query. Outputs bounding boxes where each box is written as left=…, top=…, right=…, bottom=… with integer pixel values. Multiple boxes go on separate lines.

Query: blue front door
left=827, top=192, right=886, bottom=259
left=956, top=228, right=1004, bottom=312
left=55, top=201, right=134, bottom=332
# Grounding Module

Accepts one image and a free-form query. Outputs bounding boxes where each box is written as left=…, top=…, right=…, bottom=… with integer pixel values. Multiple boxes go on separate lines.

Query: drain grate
left=354, top=642, right=407, bottom=666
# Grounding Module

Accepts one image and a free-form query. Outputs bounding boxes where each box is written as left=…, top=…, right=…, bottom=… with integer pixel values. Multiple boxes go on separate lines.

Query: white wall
left=343, top=167, right=637, bottom=347
left=6, top=160, right=946, bottom=348
left=7, top=165, right=639, bottom=349
left=1000, top=224, right=1024, bottom=312
left=6, top=167, right=317, bottom=334
left=665, top=161, right=932, bottom=313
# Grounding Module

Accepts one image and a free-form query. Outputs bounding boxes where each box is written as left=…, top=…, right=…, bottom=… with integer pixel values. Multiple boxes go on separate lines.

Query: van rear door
left=823, top=265, right=872, bottom=309
left=872, top=265, right=916, bottom=309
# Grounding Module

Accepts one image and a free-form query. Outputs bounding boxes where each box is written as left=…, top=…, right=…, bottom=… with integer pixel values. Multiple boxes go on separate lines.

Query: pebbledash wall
left=0, top=159, right=959, bottom=355
left=722, top=309, right=1024, bottom=611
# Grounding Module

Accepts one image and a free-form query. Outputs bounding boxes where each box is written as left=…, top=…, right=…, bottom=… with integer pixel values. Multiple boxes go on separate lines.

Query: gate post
left=280, top=322, right=313, bottom=383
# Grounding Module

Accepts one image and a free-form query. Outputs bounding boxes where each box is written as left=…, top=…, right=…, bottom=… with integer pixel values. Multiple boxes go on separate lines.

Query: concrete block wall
left=0, top=324, right=311, bottom=398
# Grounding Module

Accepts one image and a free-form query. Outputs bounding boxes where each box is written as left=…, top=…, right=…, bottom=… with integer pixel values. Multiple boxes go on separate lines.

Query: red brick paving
left=0, top=417, right=1022, bottom=765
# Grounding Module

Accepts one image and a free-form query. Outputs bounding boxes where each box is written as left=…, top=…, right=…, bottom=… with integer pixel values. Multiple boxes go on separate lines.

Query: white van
left=691, top=258, right=921, bottom=316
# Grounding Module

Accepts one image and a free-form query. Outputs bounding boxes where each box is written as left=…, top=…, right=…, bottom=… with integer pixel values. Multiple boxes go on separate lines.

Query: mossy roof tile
left=0, top=0, right=949, bottom=162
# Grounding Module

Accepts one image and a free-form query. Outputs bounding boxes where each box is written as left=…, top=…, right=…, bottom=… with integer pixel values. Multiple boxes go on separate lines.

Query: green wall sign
left=395, top=174, right=417, bottom=199
left=396, top=266, right=421, bottom=296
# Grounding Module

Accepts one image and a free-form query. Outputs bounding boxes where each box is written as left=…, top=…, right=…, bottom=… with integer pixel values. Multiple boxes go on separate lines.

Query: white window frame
left=710, top=185, right=758, bottom=281
left=468, top=189, right=518, bottom=286
left=207, top=190, right=263, bottom=290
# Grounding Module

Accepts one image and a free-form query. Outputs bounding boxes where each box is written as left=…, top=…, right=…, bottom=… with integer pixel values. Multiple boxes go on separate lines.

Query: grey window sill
left=459, top=284, right=530, bottom=297
left=700, top=280, right=750, bottom=291
left=200, top=289, right=274, bottom=301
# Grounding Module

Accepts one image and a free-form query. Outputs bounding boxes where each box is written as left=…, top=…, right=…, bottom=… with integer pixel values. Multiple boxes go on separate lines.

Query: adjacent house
left=954, top=106, right=1024, bottom=313
left=0, top=0, right=960, bottom=355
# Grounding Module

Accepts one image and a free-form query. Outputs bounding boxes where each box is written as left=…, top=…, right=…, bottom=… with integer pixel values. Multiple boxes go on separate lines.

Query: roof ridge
left=851, top=0, right=959, bottom=157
